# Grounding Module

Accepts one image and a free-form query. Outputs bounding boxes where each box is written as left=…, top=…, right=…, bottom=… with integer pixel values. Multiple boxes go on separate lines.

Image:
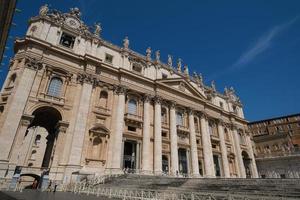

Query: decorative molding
left=25, top=57, right=43, bottom=71
left=113, top=85, right=127, bottom=95
left=20, top=114, right=34, bottom=126
left=77, top=73, right=99, bottom=86
left=153, top=95, right=162, bottom=104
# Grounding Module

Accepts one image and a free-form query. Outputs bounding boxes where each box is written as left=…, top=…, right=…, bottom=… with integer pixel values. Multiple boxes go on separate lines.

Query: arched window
left=47, top=77, right=63, bottom=97
left=128, top=99, right=137, bottom=114
left=99, top=91, right=108, bottom=108
left=224, top=128, right=229, bottom=140
left=208, top=122, right=213, bottom=135
left=92, top=137, right=102, bottom=159
left=238, top=132, right=244, bottom=144
left=176, top=112, right=183, bottom=126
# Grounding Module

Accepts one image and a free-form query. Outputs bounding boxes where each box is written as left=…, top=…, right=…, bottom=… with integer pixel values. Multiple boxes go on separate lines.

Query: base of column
left=191, top=173, right=201, bottom=178
left=154, top=170, right=163, bottom=176
left=140, top=170, right=154, bottom=175
left=0, top=161, right=15, bottom=179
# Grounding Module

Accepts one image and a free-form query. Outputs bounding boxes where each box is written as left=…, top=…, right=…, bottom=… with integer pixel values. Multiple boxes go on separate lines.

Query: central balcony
left=93, top=106, right=111, bottom=116
left=177, top=125, right=189, bottom=134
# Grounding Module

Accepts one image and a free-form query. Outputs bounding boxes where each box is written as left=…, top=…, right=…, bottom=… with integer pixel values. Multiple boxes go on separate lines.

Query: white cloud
left=232, top=16, right=299, bottom=69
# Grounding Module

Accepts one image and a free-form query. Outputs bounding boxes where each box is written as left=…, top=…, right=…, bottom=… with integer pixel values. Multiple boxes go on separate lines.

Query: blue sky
left=1, top=0, right=300, bottom=121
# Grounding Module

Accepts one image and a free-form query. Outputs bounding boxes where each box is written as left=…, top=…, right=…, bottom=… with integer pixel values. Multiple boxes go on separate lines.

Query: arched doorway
left=28, top=106, right=62, bottom=168
left=242, top=151, right=252, bottom=178
left=20, top=173, right=40, bottom=189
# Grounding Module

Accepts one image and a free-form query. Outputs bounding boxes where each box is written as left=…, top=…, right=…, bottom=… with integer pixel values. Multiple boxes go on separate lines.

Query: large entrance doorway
left=28, top=107, right=62, bottom=168
left=213, top=155, right=221, bottom=177
left=178, top=148, right=188, bottom=175
left=242, top=151, right=252, bottom=178
left=123, top=141, right=137, bottom=172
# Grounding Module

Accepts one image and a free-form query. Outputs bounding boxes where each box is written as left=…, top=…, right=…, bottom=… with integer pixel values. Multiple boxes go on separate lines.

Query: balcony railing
left=177, top=125, right=189, bottom=134
left=39, top=92, right=65, bottom=104
left=94, top=106, right=111, bottom=116
left=256, top=147, right=300, bottom=159
left=124, top=113, right=143, bottom=124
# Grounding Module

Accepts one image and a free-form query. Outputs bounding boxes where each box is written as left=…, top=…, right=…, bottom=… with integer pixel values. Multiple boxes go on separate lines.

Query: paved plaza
left=0, top=190, right=120, bottom=200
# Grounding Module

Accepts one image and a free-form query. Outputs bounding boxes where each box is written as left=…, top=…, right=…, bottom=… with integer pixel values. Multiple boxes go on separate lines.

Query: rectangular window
left=162, top=131, right=167, bottom=137
left=176, top=112, right=183, bottom=126
left=59, top=32, right=75, bottom=48
left=128, top=126, right=136, bottom=132
left=105, top=53, right=113, bottom=63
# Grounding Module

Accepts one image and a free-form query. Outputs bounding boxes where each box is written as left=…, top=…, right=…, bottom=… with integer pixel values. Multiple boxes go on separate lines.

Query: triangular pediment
left=157, top=78, right=206, bottom=100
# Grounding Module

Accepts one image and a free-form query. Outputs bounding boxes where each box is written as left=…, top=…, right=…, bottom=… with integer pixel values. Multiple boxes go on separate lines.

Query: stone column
left=141, top=95, right=152, bottom=173
left=110, top=86, right=126, bottom=171
left=153, top=96, right=162, bottom=175
left=0, top=58, right=42, bottom=162
left=245, top=134, right=259, bottom=178
left=200, top=113, right=215, bottom=177
left=217, top=120, right=230, bottom=178
left=9, top=115, right=34, bottom=165
left=169, top=102, right=179, bottom=175
left=232, top=125, right=246, bottom=178
left=68, top=76, right=94, bottom=166
left=188, top=109, right=200, bottom=177
left=51, top=121, right=69, bottom=167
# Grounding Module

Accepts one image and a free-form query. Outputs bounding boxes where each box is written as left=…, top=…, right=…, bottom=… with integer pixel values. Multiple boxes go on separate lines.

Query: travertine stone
left=170, top=104, right=179, bottom=175
left=154, top=97, right=162, bottom=174
left=68, top=82, right=93, bottom=166
left=246, top=135, right=259, bottom=178
left=188, top=110, right=200, bottom=177
left=142, top=95, right=151, bottom=173
left=217, top=121, right=230, bottom=178
left=0, top=67, right=37, bottom=161
left=232, top=127, right=246, bottom=178
left=200, top=115, right=215, bottom=177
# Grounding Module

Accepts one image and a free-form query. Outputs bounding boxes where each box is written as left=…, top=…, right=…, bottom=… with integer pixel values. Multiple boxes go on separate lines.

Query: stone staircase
left=98, top=174, right=300, bottom=198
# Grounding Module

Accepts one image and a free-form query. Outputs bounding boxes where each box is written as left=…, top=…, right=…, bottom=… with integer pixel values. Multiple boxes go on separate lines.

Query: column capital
left=198, top=111, right=208, bottom=119
left=142, top=93, right=153, bottom=103
left=153, top=95, right=162, bottom=104
left=113, top=85, right=127, bottom=95
left=187, top=107, right=195, bottom=116
left=169, top=100, right=176, bottom=109
left=77, top=73, right=99, bottom=86
left=20, top=114, right=34, bottom=126
left=25, top=57, right=43, bottom=71
left=56, top=120, right=69, bottom=133
left=230, top=123, right=238, bottom=131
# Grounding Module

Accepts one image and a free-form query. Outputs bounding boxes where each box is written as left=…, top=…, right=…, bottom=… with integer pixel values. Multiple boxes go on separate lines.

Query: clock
left=65, top=17, right=80, bottom=29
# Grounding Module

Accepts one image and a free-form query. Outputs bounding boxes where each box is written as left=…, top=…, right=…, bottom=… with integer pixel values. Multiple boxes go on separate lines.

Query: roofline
left=248, top=113, right=300, bottom=125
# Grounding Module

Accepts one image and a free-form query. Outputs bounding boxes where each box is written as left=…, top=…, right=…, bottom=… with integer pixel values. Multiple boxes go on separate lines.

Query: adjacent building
left=249, top=113, right=300, bottom=178
left=0, top=0, right=17, bottom=63
left=0, top=6, right=258, bottom=184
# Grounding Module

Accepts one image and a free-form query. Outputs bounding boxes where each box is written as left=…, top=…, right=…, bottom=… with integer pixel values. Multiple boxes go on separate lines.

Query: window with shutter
left=128, top=99, right=137, bottom=114
left=47, top=77, right=63, bottom=97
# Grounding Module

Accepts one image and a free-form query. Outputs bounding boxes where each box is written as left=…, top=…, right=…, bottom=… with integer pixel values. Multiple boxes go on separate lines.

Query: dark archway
left=20, top=173, right=40, bottom=189
left=242, top=151, right=252, bottom=178
left=29, top=107, right=62, bottom=168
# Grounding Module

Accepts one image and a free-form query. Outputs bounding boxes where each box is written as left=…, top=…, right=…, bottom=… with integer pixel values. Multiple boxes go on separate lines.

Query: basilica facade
left=0, top=6, right=258, bottom=183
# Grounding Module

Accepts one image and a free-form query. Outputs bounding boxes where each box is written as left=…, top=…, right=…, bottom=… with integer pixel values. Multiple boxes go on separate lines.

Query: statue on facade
left=167, top=54, right=172, bottom=67
left=70, top=7, right=81, bottom=18
left=155, top=50, right=160, bottom=62
left=123, top=36, right=129, bottom=49
left=183, top=65, right=189, bottom=77
left=39, top=4, right=49, bottom=16
left=224, top=86, right=229, bottom=96
left=146, top=47, right=151, bottom=61
left=198, top=73, right=203, bottom=86
left=177, top=58, right=182, bottom=73
left=94, top=22, right=102, bottom=37
left=211, top=80, right=216, bottom=91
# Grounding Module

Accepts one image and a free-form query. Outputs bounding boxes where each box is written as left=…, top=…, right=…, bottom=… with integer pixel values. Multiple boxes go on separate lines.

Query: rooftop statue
left=146, top=47, right=152, bottom=60
left=70, top=7, right=81, bottom=18
left=183, top=65, right=189, bottom=77
left=94, top=22, right=102, bottom=37
left=211, top=80, right=216, bottom=91
left=155, top=50, right=160, bottom=62
left=167, top=55, right=172, bottom=67
left=123, top=36, right=129, bottom=49
left=177, top=58, right=182, bottom=73
left=39, top=4, right=49, bottom=16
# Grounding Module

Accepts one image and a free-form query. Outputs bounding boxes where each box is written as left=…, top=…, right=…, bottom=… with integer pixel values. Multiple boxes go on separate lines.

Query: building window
left=105, top=53, right=113, bottom=63
left=128, top=126, right=136, bottom=132
left=99, top=91, right=108, bottom=108
left=161, top=108, right=167, bottom=124
left=194, top=117, right=200, bottom=132
left=132, top=64, right=142, bottom=73
left=30, top=150, right=37, bottom=160
left=208, top=122, right=213, bottom=135
left=176, top=112, right=183, bottom=126
left=47, top=77, right=63, bottom=97
left=219, top=102, right=224, bottom=109
left=128, top=99, right=137, bottom=114
left=162, top=73, right=168, bottom=79
left=59, top=32, right=75, bottom=48
left=162, top=131, right=167, bottom=137
left=34, top=134, right=41, bottom=145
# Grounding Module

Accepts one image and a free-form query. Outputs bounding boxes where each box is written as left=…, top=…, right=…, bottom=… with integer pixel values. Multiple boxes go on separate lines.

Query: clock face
left=65, top=17, right=80, bottom=29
